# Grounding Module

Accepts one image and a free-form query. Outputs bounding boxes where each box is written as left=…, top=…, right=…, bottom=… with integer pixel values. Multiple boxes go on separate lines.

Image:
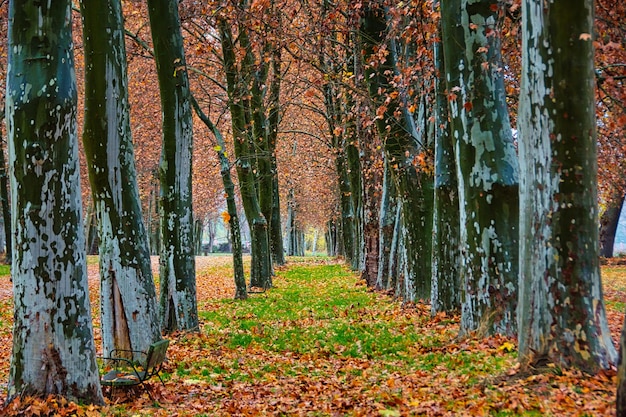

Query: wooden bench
left=99, top=339, right=169, bottom=400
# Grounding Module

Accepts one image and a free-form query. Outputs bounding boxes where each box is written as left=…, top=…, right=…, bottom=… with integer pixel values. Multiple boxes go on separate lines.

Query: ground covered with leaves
left=0, top=255, right=621, bottom=416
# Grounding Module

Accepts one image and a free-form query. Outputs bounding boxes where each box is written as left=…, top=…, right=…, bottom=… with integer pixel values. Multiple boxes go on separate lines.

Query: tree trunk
left=81, top=0, right=162, bottom=359
left=376, top=160, right=398, bottom=291
left=268, top=49, right=286, bottom=266
left=0, top=131, right=11, bottom=264
left=219, top=17, right=272, bottom=290
left=361, top=5, right=432, bottom=301
left=600, top=193, right=624, bottom=258
left=361, top=131, right=381, bottom=288
left=441, top=0, right=519, bottom=335
left=334, top=146, right=356, bottom=265
left=518, top=0, right=617, bottom=372
left=326, top=219, right=338, bottom=257
left=191, top=96, right=247, bottom=300
left=619, top=315, right=626, bottom=416
left=431, top=16, right=461, bottom=314
left=148, top=0, right=198, bottom=332
left=6, top=0, right=103, bottom=404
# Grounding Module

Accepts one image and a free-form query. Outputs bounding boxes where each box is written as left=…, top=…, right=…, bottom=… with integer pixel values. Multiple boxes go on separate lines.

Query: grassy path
left=0, top=257, right=620, bottom=416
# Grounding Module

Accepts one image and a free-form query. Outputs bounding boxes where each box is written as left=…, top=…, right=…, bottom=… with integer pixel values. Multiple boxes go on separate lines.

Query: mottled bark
left=431, top=20, right=460, bottom=314
left=148, top=0, right=198, bottom=332
left=361, top=134, right=381, bottom=288
left=376, top=160, right=398, bottom=291
left=361, top=5, right=432, bottom=301
left=81, top=0, right=162, bottom=359
left=6, top=0, right=103, bottom=404
left=518, top=0, right=616, bottom=372
left=441, top=0, right=519, bottom=335
left=600, top=193, right=624, bottom=258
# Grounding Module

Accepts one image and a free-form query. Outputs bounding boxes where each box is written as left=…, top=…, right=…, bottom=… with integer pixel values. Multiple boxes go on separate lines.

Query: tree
left=147, top=0, right=198, bottom=332
left=440, top=0, right=519, bottom=335
left=361, top=3, right=434, bottom=301
left=5, top=0, right=103, bottom=404
left=80, top=0, right=162, bottom=356
left=218, top=12, right=273, bottom=289
left=191, top=96, right=248, bottom=300
left=431, top=7, right=460, bottom=314
left=0, top=111, right=11, bottom=264
left=518, top=0, right=617, bottom=372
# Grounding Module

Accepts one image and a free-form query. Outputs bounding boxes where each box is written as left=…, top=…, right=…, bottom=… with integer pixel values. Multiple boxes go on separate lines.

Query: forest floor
left=0, top=255, right=622, bottom=416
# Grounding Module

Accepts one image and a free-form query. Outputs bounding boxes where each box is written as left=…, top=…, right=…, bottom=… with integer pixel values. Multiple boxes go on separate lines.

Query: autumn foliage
left=0, top=256, right=620, bottom=415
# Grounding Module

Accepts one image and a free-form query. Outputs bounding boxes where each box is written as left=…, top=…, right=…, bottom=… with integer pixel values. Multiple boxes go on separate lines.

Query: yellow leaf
left=213, top=145, right=222, bottom=152
left=379, top=410, right=401, bottom=417
left=498, top=341, right=515, bottom=353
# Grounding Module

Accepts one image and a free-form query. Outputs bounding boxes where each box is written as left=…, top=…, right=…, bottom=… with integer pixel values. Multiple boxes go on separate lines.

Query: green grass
left=196, top=263, right=508, bottom=381
left=0, top=264, right=10, bottom=277
left=1, top=258, right=616, bottom=415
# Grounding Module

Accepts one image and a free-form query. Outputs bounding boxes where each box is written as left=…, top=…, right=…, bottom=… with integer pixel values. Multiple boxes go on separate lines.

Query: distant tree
left=147, top=0, right=198, bottom=332
left=518, top=0, right=617, bottom=372
left=80, top=0, right=162, bottom=356
left=5, top=0, right=103, bottom=403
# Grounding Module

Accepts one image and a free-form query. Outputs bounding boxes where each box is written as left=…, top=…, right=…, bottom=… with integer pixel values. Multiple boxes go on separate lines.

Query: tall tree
left=440, top=0, right=519, bottom=335
left=361, top=3, right=434, bottom=301
left=5, top=0, right=103, bottom=404
left=267, top=46, right=286, bottom=266
left=431, top=9, right=460, bottom=314
left=80, top=0, right=162, bottom=357
left=518, top=0, right=617, bottom=372
left=218, top=13, right=272, bottom=289
left=0, top=111, right=11, bottom=264
left=147, top=0, right=198, bottom=332
left=191, top=96, right=248, bottom=300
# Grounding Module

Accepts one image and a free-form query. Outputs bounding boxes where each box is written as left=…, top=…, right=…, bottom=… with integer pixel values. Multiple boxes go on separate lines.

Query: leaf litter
left=0, top=255, right=619, bottom=416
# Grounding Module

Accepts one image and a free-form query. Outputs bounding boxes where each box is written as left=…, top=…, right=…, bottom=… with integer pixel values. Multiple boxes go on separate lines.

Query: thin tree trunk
left=191, top=96, right=247, bottom=300
left=600, top=193, right=624, bottom=258
left=219, top=17, right=272, bottom=290
left=431, top=13, right=460, bottom=314
left=376, top=159, right=397, bottom=291
left=0, top=130, right=11, bottom=264
left=268, top=49, right=285, bottom=265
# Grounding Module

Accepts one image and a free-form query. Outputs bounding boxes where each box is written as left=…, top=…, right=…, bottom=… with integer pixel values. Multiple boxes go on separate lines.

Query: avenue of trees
left=0, top=0, right=625, bottom=412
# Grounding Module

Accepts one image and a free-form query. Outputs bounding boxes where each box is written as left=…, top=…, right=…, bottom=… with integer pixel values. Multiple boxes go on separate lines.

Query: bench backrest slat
left=145, top=339, right=169, bottom=372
